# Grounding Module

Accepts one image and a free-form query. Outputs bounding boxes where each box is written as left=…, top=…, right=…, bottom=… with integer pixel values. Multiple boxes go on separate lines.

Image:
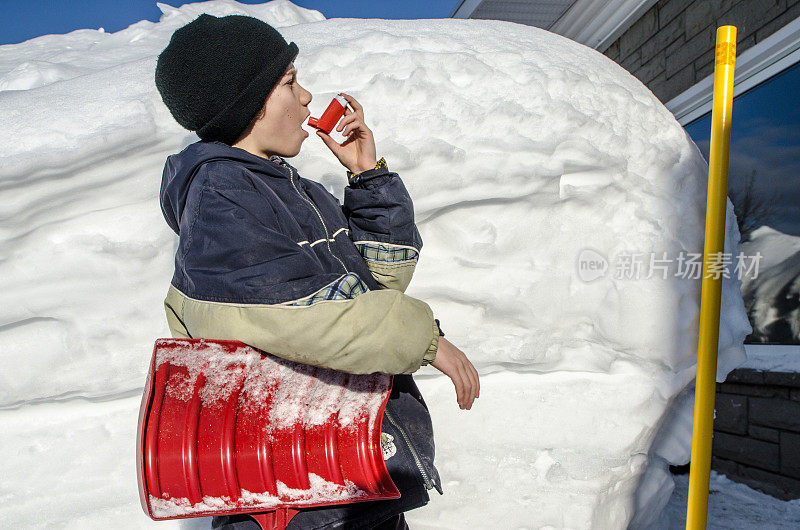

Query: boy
left=155, top=13, right=479, bottom=529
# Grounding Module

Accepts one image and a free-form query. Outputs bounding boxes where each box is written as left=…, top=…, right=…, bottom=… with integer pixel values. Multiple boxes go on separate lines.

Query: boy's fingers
left=468, top=362, right=479, bottom=399
left=316, top=129, right=341, bottom=151
left=464, top=363, right=477, bottom=405
left=344, top=119, right=369, bottom=138
left=466, top=364, right=478, bottom=406
left=336, top=114, right=353, bottom=131
left=456, top=366, right=470, bottom=409
left=340, top=95, right=364, bottom=121
left=454, top=355, right=473, bottom=392
left=336, top=114, right=357, bottom=132
left=341, top=121, right=363, bottom=137
left=467, top=368, right=478, bottom=407
left=341, top=93, right=362, bottom=112
left=453, top=371, right=465, bottom=408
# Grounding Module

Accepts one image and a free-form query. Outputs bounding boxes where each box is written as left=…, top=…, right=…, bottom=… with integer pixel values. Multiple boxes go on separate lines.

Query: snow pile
left=0, top=1, right=752, bottom=528
left=740, top=344, right=800, bottom=373
left=659, top=470, right=800, bottom=529
left=149, top=474, right=366, bottom=518
left=152, top=338, right=389, bottom=430
left=739, top=225, right=800, bottom=344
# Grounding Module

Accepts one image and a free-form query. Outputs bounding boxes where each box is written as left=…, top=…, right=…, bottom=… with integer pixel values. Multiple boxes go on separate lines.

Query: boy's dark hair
left=155, top=13, right=298, bottom=145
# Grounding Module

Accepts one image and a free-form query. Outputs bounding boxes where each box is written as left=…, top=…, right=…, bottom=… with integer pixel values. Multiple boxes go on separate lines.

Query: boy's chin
left=287, top=139, right=307, bottom=157
left=268, top=143, right=302, bottom=158
left=282, top=144, right=302, bottom=158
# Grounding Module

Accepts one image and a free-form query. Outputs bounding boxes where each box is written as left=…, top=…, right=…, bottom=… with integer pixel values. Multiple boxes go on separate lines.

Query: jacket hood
left=159, top=140, right=293, bottom=235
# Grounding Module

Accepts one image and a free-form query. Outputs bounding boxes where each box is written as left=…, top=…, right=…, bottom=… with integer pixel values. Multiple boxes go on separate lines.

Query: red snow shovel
left=136, top=338, right=400, bottom=530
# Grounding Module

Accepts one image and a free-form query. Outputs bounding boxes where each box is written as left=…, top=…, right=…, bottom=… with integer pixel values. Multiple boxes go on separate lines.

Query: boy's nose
left=299, top=85, right=312, bottom=104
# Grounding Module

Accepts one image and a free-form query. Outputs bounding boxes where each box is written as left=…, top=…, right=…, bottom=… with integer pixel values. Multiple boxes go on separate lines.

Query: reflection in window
left=684, top=60, right=800, bottom=345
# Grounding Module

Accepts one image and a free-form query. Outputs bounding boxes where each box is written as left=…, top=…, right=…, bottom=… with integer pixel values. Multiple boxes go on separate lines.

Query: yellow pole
left=686, top=25, right=737, bottom=530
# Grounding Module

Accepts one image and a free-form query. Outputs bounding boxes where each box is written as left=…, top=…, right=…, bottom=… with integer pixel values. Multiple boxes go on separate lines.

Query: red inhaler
left=307, top=93, right=349, bottom=135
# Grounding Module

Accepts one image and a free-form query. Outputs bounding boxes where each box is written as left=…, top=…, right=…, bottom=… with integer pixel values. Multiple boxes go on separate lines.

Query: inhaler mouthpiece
left=307, top=93, right=348, bottom=134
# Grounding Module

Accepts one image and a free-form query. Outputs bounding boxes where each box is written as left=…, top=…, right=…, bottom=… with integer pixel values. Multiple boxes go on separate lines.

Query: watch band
left=434, top=318, right=445, bottom=337
left=346, top=157, right=387, bottom=181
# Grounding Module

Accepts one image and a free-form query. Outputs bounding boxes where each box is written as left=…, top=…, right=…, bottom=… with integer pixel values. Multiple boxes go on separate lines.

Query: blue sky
left=1, top=0, right=459, bottom=46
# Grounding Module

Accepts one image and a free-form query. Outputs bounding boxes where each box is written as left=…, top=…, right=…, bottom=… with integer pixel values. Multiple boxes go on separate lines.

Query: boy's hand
left=315, top=93, right=377, bottom=175
left=430, top=337, right=480, bottom=410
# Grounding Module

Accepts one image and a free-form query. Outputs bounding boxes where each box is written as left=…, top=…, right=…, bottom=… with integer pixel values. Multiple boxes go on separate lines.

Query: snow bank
left=0, top=0, right=751, bottom=527
left=149, top=474, right=366, bottom=518
left=740, top=344, right=800, bottom=373
left=659, top=470, right=800, bottom=528
left=739, top=225, right=800, bottom=344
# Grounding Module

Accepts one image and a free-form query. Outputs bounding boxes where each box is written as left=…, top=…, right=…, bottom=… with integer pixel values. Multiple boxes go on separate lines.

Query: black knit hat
left=155, top=14, right=299, bottom=144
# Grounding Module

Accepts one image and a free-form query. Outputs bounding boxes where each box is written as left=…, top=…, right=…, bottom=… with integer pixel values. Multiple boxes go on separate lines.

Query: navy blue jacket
left=159, top=140, right=443, bottom=529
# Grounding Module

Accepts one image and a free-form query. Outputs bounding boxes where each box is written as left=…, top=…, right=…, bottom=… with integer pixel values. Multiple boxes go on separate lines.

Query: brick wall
left=602, top=0, right=800, bottom=103
left=712, top=367, right=800, bottom=500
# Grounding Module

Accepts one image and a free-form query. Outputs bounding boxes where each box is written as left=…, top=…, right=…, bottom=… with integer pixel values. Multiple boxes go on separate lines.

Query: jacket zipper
left=279, top=160, right=349, bottom=275
left=275, top=158, right=434, bottom=491
left=384, top=409, right=435, bottom=491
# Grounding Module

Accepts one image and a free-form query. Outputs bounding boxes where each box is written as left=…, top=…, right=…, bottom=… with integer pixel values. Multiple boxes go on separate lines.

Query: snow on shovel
left=136, top=338, right=400, bottom=530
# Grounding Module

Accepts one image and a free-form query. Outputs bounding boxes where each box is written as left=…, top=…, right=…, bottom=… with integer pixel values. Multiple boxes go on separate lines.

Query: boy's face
left=232, top=62, right=312, bottom=159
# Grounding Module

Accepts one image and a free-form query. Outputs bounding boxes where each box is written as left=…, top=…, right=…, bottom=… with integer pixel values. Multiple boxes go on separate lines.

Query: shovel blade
left=136, top=338, right=399, bottom=522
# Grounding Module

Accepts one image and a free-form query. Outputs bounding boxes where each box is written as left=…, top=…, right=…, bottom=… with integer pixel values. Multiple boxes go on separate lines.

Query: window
left=683, top=60, right=800, bottom=345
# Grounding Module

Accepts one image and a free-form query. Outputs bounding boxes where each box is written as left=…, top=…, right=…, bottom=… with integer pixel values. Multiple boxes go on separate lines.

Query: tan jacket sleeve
left=164, top=284, right=439, bottom=375
left=351, top=241, right=420, bottom=293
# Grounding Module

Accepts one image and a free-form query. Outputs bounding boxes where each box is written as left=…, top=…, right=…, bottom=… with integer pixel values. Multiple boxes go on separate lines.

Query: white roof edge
left=450, top=0, right=657, bottom=51
left=549, top=0, right=658, bottom=50
left=450, top=0, right=482, bottom=18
